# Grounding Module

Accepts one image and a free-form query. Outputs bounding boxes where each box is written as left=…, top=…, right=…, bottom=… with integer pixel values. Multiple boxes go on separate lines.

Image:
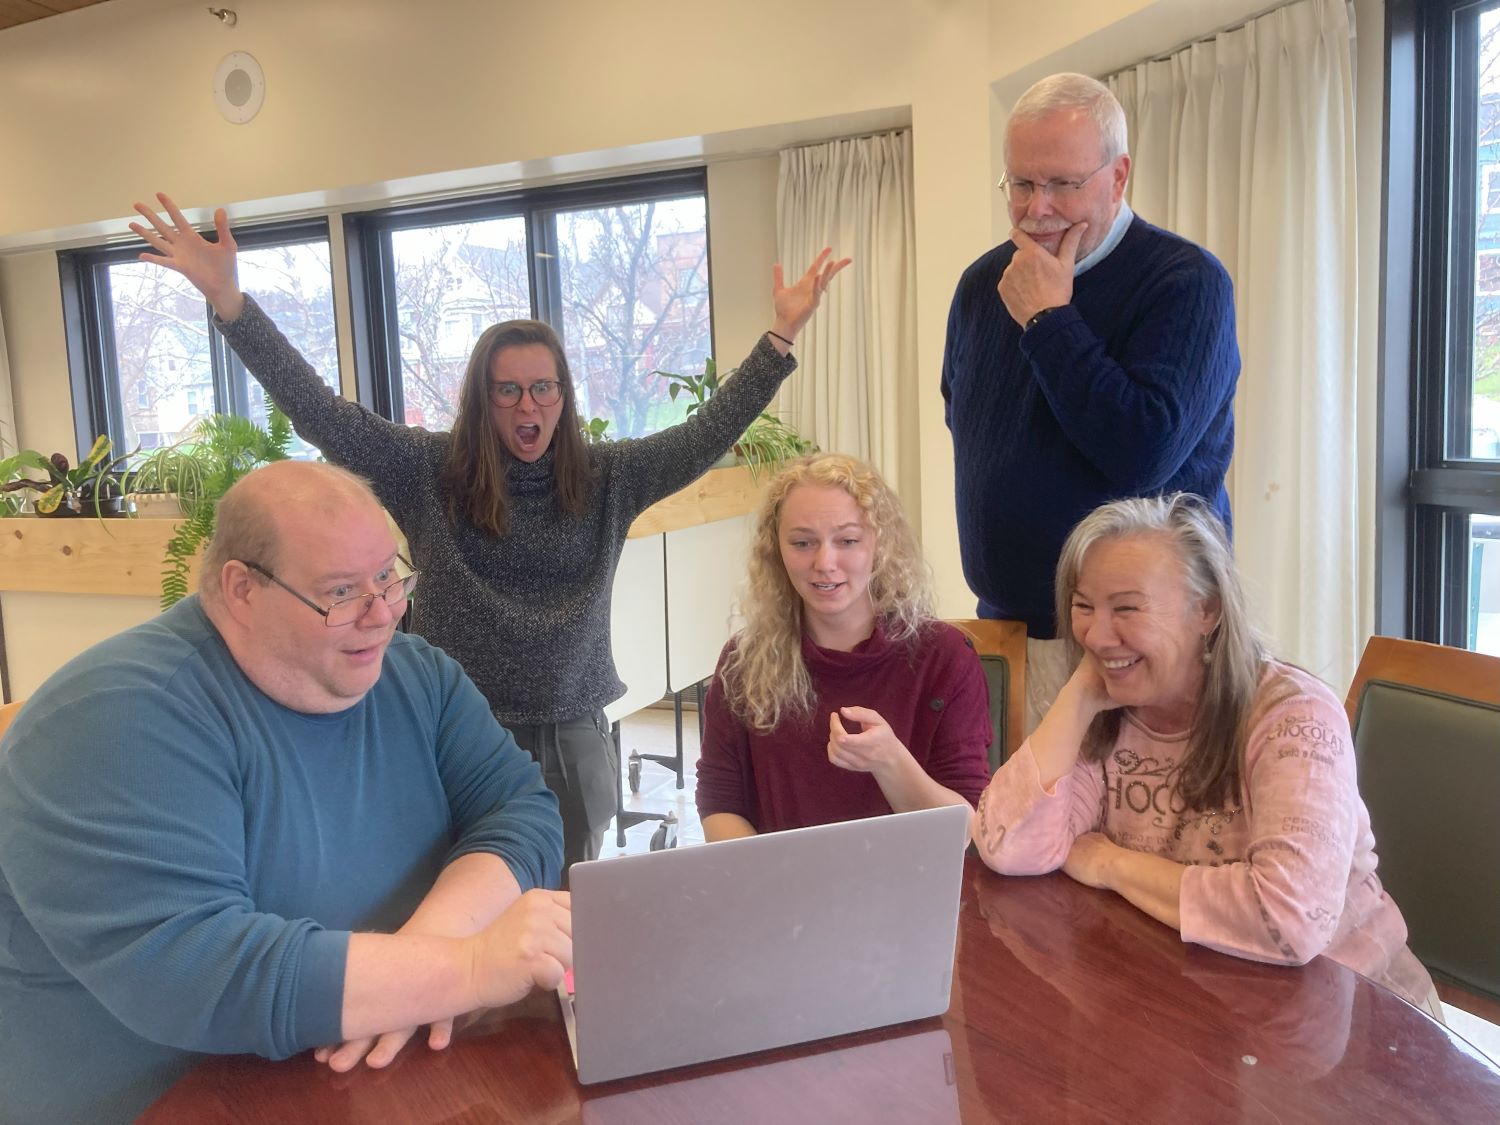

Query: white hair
left=1008, top=72, right=1128, bottom=162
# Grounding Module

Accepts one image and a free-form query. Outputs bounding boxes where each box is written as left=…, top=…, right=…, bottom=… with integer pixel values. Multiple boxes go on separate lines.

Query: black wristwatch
left=1025, top=306, right=1062, bottom=331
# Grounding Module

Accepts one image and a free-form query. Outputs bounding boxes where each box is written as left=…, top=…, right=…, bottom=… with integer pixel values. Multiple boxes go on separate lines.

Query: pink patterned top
left=974, top=660, right=1434, bottom=1009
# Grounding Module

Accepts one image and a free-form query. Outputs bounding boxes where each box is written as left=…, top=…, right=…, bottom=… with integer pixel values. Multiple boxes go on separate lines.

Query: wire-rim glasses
left=240, top=555, right=420, bottom=627
left=997, top=158, right=1114, bottom=203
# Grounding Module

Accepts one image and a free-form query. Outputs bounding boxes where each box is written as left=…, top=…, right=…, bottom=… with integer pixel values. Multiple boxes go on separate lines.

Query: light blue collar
left=1074, top=200, right=1134, bottom=277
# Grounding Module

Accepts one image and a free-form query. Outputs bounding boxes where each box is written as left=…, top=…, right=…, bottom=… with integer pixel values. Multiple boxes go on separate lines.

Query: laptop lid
left=565, top=803, right=970, bottom=1084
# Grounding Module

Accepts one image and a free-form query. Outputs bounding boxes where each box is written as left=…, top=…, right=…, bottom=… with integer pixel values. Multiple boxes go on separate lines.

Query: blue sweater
left=0, top=598, right=562, bottom=1124
left=941, top=216, right=1239, bottom=638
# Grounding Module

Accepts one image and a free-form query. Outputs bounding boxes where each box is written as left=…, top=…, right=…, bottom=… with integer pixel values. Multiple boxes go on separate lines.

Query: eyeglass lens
left=490, top=381, right=561, bottom=407
left=324, top=573, right=418, bottom=627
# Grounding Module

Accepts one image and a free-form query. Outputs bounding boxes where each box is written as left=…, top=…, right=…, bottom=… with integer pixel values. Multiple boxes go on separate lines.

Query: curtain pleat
left=776, top=131, right=916, bottom=485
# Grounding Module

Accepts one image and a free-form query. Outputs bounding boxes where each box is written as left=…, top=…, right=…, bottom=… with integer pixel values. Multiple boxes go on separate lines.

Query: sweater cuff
left=291, top=928, right=350, bottom=1056
left=1016, top=303, right=1085, bottom=359
left=751, top=332, right=800, bottom=376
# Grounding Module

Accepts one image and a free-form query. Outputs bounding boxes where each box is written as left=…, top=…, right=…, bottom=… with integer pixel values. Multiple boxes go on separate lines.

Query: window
left=1388, top=0, right=1500, bottom=655
left=1484, top=162, right=1500, bottom=211
left=60, top=220, right=338, bottom=463
left=349, top=170, right=712, bottom=438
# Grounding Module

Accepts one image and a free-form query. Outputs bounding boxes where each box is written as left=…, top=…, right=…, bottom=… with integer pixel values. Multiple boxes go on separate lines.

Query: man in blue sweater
left=942, top=73, right=1239, bottom=729
left=0, top=462, right=568, bottom=1124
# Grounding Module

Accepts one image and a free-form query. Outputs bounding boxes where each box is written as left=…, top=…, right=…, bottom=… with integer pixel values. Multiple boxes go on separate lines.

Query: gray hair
left=1009, top=72, right=1128, bottom=162
left=1054, top=493, right=1266, bottom=811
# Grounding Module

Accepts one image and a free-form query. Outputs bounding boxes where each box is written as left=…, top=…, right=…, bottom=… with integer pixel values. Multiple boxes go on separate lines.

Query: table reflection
left=581, top=1027, right=957, bottom=1124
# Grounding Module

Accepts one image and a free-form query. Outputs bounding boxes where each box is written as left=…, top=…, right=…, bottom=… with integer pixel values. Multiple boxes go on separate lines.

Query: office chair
left=948, top=619, right=1027, bottom=771
left=611, top=720, right=678, bottom=852
left=1344, top=636, right=1500, bottom=1019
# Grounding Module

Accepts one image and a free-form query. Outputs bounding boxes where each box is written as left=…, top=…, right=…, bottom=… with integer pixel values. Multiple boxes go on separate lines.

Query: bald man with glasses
left=0, top=461, right=568, bottom=1124
left=942, top=72, right=1239, bottom=732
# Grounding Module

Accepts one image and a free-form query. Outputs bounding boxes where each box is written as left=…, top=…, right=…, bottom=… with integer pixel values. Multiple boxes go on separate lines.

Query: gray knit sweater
left=217, top=295, right=796, bottom=724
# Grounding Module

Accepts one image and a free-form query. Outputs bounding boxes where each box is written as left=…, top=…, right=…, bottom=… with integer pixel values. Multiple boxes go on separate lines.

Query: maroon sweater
left=695, top=621, right=993, bottom=833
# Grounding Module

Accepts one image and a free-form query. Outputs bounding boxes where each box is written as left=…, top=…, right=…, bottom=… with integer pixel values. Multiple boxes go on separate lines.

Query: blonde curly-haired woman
left=695, top=454, right=992, bottom=842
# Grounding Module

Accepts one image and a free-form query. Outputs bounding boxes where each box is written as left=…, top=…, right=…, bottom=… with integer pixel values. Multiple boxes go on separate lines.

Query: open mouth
left=516, top=424, right=542, bottom=452
left=343, top=639, right=388, bottom=663
left=810, top=581, right=844, bottom=594
left=1098, top=655, right=1141, bottom=672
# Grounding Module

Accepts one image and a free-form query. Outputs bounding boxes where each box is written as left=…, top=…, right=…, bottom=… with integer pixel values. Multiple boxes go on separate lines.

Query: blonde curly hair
left=720, top=453, right=934, bottom=731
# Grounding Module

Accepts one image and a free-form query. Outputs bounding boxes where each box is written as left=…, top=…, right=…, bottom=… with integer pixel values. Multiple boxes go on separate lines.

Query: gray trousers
left=506, top=708, right=618, bottom=876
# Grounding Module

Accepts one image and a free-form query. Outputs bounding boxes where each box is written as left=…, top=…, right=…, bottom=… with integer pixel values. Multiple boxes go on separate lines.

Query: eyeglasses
left=240, top=555, right=420, bottom=627
left=997, top=159, right=1114, bottom=203
left=488, top=380, right=563, bottom=408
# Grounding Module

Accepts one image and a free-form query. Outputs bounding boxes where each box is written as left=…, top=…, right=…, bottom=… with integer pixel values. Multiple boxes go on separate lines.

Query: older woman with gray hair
left=974, top=493, right=1438, bottom=1016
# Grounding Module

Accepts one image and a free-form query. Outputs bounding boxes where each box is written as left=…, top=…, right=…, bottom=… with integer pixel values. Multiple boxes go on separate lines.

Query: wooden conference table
left=142, top=858, right=1500, bottom=1123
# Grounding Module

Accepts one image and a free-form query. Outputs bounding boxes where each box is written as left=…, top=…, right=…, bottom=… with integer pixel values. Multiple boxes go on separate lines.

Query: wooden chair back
left=948, top=619, right=1027, bottom=772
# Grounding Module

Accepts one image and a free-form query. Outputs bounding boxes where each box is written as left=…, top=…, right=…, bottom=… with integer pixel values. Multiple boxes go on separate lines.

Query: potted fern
left=126, top=407, right=294, bottom=608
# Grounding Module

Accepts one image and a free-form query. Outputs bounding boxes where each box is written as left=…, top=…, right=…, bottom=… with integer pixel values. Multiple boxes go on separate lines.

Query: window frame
left=58, top=218, right=334, bottom=460
left=1386, top=0, right=1500, bottom=647
left=343, top=168, right=713, bottom=430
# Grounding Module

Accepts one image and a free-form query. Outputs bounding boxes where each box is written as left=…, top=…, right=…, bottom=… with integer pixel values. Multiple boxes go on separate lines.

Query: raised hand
left=769, top=247, right=852, bottom=351
left=997, top=223, right=1087, bottom=327
left=129, top=192, right=245, bottom=321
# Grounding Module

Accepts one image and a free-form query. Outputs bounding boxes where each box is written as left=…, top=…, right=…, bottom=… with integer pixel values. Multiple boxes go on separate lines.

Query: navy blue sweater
left=941, top=216, right=1239, bottom=638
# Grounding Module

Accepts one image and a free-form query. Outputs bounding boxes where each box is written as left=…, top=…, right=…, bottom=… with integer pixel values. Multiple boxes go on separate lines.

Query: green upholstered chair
left=949, top=619, right=1027, bottom=773
left=1345, top=636, right=1500, bottom=1019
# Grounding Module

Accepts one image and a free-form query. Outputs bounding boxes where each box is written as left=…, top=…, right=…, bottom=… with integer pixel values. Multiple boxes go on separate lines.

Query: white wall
left=0, top=0, right=1381, bottom=691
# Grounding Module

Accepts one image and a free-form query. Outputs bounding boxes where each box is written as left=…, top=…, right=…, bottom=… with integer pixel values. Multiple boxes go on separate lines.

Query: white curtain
left=776, top=131, right=916, bottom=485
left=1109, top=0, right=1361, bottom=690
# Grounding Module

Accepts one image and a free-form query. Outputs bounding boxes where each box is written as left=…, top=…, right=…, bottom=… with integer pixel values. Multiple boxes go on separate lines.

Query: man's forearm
left=341, top=932, right=476, bottom=1042
left=402, top=852, right=521, bottom=938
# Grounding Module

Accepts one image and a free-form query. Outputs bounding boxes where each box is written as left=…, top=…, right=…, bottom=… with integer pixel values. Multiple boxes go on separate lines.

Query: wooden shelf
left=0, top=517, right=192, bottom=597
left=0, top=465, right=766, bottom=597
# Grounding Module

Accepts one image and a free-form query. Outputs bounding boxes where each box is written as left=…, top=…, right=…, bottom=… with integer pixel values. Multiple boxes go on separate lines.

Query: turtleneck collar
left=505, top=448, right=556, bottom=495
left=800, top=620, right=899, bottom=672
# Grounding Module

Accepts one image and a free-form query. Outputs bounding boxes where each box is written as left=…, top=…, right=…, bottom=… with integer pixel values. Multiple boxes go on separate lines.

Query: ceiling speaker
left=213, top=51, right=265, bottom=125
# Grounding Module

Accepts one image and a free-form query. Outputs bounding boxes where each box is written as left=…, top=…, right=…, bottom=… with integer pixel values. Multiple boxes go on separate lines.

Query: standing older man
left=942, top=72, right=1239, bottom=729
left=0, top=462, right=568, bottom=1124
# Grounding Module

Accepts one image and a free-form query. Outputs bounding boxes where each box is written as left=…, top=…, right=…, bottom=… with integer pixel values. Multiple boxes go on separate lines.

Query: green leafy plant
left=657, top=357, right=721, bottom=416
left=580, top=416, right=614, bottom=444
left=651, top=359, right=815, bottom=480
left=122, top=441, right=214, bottom=513
left=736, top=412, right=818, bottom=481
left=0, top=435, right=132, bottom=517
left=156, top=407, right=294, bottom=609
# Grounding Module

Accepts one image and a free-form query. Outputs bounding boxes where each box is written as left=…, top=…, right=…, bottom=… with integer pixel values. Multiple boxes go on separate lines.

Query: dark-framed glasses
left=488, top=380, right=563, bottom=408
left=997, top=158, right=1114, bottom=203
left=240, top=555, right=420, bottom=627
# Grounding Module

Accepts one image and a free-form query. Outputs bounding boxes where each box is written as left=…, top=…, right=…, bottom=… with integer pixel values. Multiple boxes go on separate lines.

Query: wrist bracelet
left=767, top=330, right=795, bottom=348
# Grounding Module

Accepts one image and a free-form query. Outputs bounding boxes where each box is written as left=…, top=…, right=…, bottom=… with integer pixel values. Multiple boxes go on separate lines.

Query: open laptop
left=559, top=802, right=970, bottom=1084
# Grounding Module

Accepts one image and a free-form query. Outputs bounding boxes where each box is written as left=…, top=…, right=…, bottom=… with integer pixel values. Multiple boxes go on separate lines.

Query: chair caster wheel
left=628, top=752, right=642, bottom=794
left=649, top=814, right=679, bottom=851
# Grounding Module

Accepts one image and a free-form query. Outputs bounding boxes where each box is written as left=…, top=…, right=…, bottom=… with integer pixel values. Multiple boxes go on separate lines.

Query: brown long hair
left=1054, top=493, right=1268, bottom=811
left=721, top=454, right=935, bottom=732
left=441, top=319, right=592, bottom=535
